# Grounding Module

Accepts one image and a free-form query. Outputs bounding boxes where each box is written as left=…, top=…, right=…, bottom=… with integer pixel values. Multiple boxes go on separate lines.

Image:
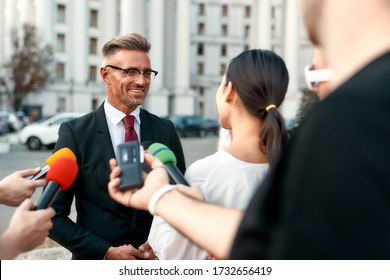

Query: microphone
left=35, top=156, right=78, bottom=210
left=148, top=143, right=190, bottom=186
left=27, top=147, right=76, bottom=181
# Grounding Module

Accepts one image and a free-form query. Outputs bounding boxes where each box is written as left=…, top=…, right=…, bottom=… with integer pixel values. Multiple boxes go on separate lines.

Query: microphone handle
left=36, top=181, right=60, bottom=210
left=165, top=163, right=190, bottom=186
left=27, top=165, right=50, bottom=181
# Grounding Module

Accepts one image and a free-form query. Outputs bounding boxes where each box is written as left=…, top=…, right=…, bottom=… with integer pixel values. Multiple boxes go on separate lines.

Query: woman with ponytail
left=144, top=49, right=289, bottom=260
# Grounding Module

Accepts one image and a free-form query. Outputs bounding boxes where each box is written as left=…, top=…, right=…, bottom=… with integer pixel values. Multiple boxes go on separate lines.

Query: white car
left=19, top=112, right=86, bottom=150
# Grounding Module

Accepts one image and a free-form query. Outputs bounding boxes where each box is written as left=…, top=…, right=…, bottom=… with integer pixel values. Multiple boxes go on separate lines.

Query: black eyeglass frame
left=105, top=64, right=158, bottom=82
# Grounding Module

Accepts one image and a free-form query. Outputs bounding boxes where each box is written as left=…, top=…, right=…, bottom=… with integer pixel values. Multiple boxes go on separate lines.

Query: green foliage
left=0, top=24, right=53, bottom=111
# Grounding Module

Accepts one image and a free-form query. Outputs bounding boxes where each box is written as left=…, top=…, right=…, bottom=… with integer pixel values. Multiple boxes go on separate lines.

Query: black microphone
left=35, top=157, right=78, bottom=210
left=148, top=143, right=190, bottom=186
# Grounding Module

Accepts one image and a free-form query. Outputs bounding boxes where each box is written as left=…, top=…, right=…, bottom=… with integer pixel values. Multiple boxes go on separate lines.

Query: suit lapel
left=95, top=103, right=116, bottom=170
left=140, top=109, right=153, bottom=143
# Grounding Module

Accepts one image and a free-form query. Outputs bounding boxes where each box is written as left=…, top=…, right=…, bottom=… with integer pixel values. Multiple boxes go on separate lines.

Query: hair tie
left=265, top=104, right=276, bottom=112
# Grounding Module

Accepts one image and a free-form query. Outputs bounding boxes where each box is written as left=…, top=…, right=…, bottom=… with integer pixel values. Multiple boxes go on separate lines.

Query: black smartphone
left=117, top=140, right=144, bottom=190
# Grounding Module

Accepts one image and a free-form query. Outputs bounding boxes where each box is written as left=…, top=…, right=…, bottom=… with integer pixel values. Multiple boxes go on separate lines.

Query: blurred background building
left=0, top=0, right=312, bottom=121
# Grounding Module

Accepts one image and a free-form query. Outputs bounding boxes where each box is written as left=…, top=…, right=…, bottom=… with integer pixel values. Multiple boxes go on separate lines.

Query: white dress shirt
left=104, top=99, right=141, bottom=158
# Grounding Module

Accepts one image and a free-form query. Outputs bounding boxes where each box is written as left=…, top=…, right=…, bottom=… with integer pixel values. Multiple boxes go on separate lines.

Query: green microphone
left=148, top=143, right=190, bottom=186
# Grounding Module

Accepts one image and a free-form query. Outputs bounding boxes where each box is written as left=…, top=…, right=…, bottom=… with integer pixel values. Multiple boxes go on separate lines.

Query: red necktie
left=122, top=115, right=138, bottom=142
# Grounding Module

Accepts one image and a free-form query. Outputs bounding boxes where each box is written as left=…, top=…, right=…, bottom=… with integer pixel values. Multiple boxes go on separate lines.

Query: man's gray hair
left=102, top=33, right=151, bottom=58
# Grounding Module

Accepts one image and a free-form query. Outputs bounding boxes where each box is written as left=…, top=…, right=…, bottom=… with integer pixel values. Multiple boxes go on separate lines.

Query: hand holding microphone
left=148, top=143, right=190, bottom=186
left=27, top=147, right=76, bottom=181
left=108, top=153, right=170, bottom=211
left=35, top=156, right=78, bottom=210
left=108, top=142, right=188, bottom=211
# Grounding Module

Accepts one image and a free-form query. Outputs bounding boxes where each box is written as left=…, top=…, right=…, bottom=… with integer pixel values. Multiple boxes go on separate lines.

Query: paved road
left=0, top=132, right=218, bottom=259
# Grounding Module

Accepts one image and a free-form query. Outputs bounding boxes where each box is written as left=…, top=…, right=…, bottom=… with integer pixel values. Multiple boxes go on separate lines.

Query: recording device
left=148, top=143, right=190, bottom=186
left=117, top=140, right=144, bottom=190
left=35, top=157, right=79, bottom=210
left=141, top=141, right=152, bottom=173
left=27, top=147, right=76, bottom=181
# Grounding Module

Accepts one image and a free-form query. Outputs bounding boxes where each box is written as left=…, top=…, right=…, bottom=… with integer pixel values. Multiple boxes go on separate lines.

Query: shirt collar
left=104, top=99, right=141, bottom=126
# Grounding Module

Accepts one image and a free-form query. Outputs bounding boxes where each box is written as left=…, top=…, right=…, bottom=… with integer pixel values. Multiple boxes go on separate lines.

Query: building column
left=19, top=0, right=33, bottom=25
left=71, top=0, right=88, bottom=85
left=254, top=0, right=271, bottom=49
left=120, top=0, right=144, bottom=34
left=145, top=0, right=169, bottom=116
left=101, top=0, right=117, bottom=44
left=4, top=0, right=17, bottom=59
left=35, top=0, right=53, bottom=46
left=0, top=0, right=5, bottom=64
left=70, top=0, right=88, bottom=112
left=281, top=0, right=300, bottom=120
left=173, top=0, right=195, bottom=115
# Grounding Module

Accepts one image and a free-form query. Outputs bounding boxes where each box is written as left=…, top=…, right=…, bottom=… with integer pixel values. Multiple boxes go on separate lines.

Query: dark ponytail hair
left=225, top=49, right=289, bottom=165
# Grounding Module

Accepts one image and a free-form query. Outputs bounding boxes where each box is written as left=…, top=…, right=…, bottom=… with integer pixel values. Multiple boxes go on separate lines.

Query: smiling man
left=48, top=33, right=186, bottom=260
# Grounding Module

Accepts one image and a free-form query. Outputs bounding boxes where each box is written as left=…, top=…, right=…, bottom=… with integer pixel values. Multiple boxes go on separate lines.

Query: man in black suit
left=48, top=33, right=186, bottom=260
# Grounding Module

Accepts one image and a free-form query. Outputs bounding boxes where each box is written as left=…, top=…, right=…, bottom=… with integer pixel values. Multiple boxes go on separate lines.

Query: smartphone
left=117, top=140, right=144, bottom=190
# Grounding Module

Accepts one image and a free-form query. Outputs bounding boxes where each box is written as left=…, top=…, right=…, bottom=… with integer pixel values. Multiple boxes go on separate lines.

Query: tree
left=0, top=23, right=53, bottom=112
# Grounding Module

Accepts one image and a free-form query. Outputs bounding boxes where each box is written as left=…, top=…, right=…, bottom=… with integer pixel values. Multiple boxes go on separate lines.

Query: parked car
left=203, top=118, right=220, bottom=135
left=0, top=114, right=10, bottom=135
left=0, top=111, right=21, bottom=132
left=166, top=115, right=207, bottom=138
left=15, top=111, right=31, bottom=128
left=19, top=112, right=86, bottom=150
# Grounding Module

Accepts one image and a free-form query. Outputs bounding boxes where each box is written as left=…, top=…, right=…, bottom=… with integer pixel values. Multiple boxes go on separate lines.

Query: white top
left=148, top=150, right=269, bottom=259
left=104, top=99, right=141, bottom=158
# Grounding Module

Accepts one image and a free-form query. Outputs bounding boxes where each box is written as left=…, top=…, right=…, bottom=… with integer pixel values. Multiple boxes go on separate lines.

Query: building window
left=244, top=44, right=250, bottom=51
left=245, top=6, right=251, bottom=18
left=89, top=66, right=97, bottom=81
left=221, top=4, right=228, bottom=16
left=197, top=43, right=204, bottom=55
left=271, top=24, right=276, bottom=38
left=89, top=38, right=98, bottom=55
left=197, top=63, right=204, bottom=75
left=245, top=25, right=250, bottom=37
left=219, top=64, right=226, bottom=75
left=199, top=87, right=204, bottom=96
left=92, top=98, right=99, bottom=110
left=57, top=97, right=66, bottom=113
left=90, top=9, right=98, bottom=27
left=271, top=6, right=276, bottom=19
left=221, top=44, right=227, bottom=57
left=57, top=34, right=65, bottom=52
left=198, top=3, right=205, bottom=15
left=221, top=24, right=228, bottom=36
left=198, top=22, right=205, bottom=35
left=56, top=63, right=65, bottom=80
left=57, top=4, right=66, bottom=23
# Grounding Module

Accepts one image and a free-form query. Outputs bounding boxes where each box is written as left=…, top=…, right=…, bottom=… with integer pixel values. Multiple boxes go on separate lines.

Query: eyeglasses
left=105, top=65, right=158, bottom=83
left=304, top=65, right=333, bottom=91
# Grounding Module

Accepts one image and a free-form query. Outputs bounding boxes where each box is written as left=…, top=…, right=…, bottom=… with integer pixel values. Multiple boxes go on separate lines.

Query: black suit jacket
left=231, top=52, right=390, bottom=259
left=49, top=103, right=186, bottom=259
